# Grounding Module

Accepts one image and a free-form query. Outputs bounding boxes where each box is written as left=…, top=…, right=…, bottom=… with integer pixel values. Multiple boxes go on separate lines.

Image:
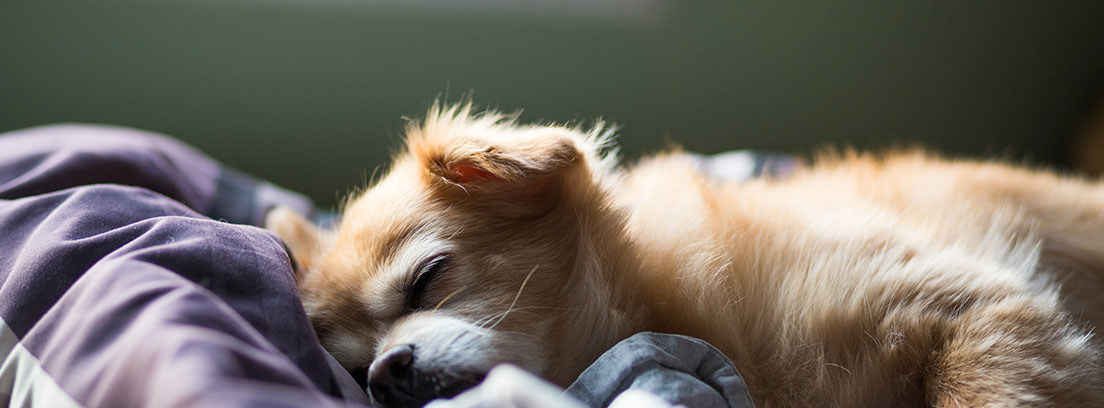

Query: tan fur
left=269, top=105, right=1104, bottom=407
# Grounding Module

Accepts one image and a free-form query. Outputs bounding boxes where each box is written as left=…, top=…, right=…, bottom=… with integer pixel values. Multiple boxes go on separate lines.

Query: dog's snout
left=370, top=344, right=415, bottom=384
left=368, top=344, right=417, bottom=405
left=366, top=342, right=490, bottom=407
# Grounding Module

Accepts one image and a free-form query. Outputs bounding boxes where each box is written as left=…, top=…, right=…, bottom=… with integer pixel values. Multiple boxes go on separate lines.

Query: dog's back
left=619, top=152, right=1104, bottom=407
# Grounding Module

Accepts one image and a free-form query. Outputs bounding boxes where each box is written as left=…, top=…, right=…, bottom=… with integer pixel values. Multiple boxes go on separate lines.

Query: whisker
left=475, top=312, right=501, bottom=329
left=473, top=303, right=592, bottom=329
left=476, top=308, right=544, bottom=329
left=434, top=285, right=468, bottom=311
left=476, top=308, right=518, bottom=329
left=488, top=265, right=539, bottom=330
left=475, top=309, right=511, bottom=329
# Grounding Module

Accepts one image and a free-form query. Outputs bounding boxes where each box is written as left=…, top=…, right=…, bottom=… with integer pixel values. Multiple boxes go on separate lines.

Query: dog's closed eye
left=405, top=254, right=449, bottom=311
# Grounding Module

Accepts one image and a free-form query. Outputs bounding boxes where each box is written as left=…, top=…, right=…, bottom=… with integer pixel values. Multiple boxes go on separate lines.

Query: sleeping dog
left=267, top=104, right=1104, bottom=407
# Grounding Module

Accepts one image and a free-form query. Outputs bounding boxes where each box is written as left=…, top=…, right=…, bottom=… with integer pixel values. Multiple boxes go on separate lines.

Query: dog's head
left=267, top=105, right=627, bottom=408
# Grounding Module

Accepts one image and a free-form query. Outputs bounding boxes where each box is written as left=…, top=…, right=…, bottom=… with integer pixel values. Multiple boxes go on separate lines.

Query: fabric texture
left=566, top=332, right=756, bottom=408
left=0, top=124, right=364, bottom=407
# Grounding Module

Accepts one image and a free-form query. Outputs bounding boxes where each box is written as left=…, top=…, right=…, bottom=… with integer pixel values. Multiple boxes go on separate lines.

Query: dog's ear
left=425, top=133, right=580, bottom=187
left=408, top=110, right=586, bottom=213
left=265, top=206, right=323, bottom=283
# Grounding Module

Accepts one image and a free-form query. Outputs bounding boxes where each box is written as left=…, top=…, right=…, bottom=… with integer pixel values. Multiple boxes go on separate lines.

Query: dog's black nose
left=367, top=344, right=422, bottom=407
left=367, top=344, right=487, bottom=408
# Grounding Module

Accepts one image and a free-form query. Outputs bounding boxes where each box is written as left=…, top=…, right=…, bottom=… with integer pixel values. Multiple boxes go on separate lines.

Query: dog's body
left=622, top=153, right=1104, bottom=407
left=269, top=105, right=1104, bottom=407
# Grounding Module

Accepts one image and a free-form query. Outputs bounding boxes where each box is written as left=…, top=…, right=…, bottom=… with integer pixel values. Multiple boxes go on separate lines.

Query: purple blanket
left=0, top=125, right=370, bottom=407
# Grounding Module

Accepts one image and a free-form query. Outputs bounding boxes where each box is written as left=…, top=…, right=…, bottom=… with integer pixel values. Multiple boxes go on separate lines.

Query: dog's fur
left=268, top=104, right=1104, bottom=407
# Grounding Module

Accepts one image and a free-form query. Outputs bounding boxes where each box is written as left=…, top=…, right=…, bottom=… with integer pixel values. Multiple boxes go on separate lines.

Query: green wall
left=3, top=0, right=1103, bottom=207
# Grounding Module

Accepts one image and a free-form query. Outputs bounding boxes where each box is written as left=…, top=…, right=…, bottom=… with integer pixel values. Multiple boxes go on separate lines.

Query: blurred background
left=3, top=0, right=1104, bottom=208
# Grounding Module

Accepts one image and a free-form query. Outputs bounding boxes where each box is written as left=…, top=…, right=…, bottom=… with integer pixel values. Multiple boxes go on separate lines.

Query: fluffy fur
left=268, top=104, right=1104, bottom=407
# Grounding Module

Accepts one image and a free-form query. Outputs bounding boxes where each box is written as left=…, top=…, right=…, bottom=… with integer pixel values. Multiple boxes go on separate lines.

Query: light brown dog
left=268, top=104, right=1104, bottom=407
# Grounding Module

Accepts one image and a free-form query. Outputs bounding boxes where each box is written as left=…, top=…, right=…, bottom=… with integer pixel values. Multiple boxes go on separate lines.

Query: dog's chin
left=358, top=314, right=547, bottom=408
